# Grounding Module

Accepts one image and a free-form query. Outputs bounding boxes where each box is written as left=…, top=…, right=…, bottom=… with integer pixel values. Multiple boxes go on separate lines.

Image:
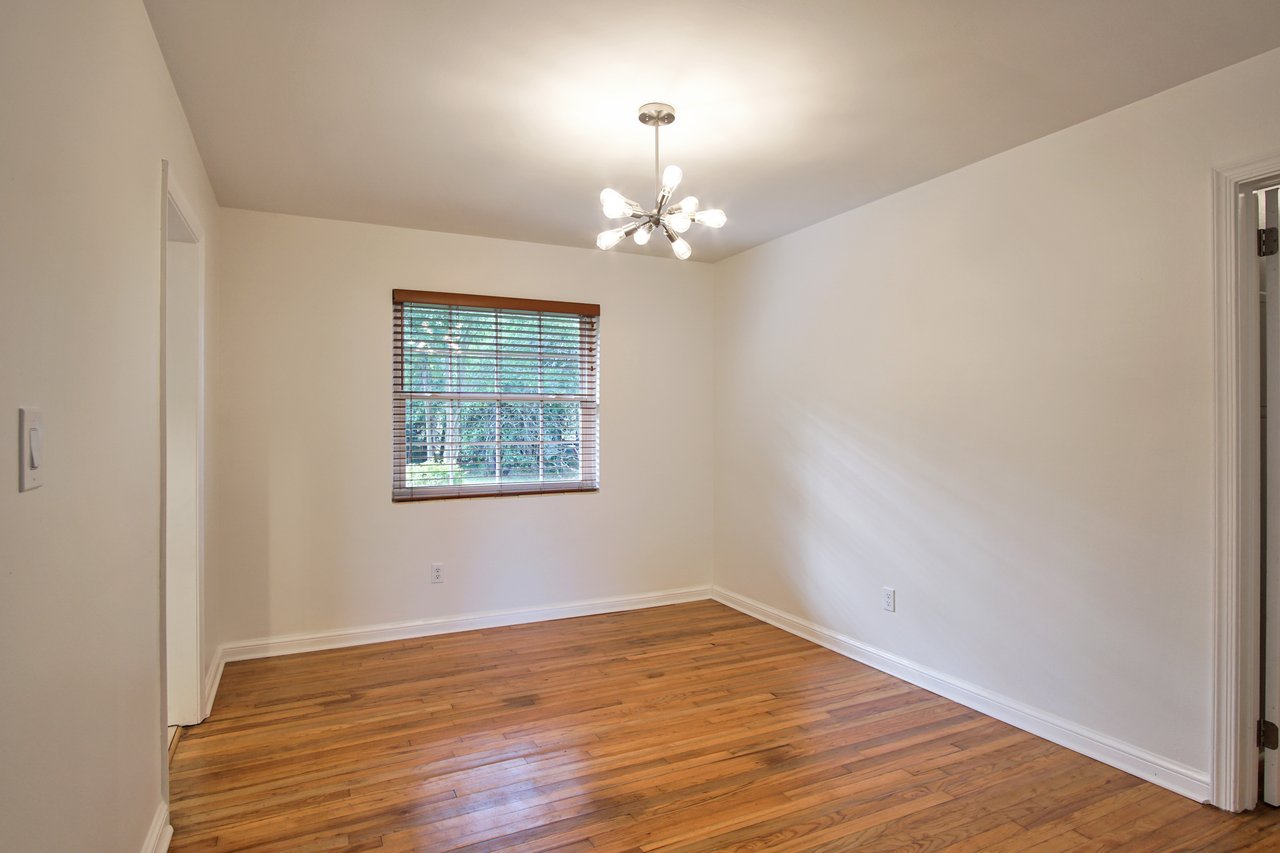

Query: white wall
left=206, top=210, right=715, bottom=651
left=713, top=47, right=1280, bottom=783
left=0, top=1, right=219, bottom=850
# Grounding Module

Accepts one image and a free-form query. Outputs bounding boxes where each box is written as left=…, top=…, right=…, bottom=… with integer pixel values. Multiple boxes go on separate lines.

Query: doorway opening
left=162, top=165, right=206, bottom=729
left=1213, top=152, right=1280, bottom=812
left=1259, top=183, right=1280, bottom=807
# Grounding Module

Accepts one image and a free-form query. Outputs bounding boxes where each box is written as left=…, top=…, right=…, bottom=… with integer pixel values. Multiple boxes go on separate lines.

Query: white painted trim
left=712, top=586, right=1211, bottom=803
left=163, top=176, right=204, bottom=243
left=201, top=650, right=224, bottom=720
left=160, top=160, right=208, bottom=728
left=207, top=586, right=713, bottom=683
left=1212, top=150, right=1280, bottom=811
left=200, top=584, right=1210, bottom=802
left=141, top=801, right=172, bottom=853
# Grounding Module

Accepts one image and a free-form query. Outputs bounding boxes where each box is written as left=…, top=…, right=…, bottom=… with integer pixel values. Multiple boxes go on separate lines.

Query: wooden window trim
left=392, top=289, right=600, bottom=317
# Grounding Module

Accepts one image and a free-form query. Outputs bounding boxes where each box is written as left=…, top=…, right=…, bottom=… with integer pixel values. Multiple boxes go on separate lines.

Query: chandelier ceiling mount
left=636, top=102, right=677, bottom=127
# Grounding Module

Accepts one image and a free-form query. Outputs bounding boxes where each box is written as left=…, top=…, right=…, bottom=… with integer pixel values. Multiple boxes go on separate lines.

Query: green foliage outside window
left=399, top=305, right=591, bottom=489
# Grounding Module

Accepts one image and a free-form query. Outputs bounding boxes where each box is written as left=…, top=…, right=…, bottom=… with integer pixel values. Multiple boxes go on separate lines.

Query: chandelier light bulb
left=596, top=226, right=629, bottom=250
left=671, top=196, right=699, bottom=215
left=661, top=164, right=683, bottom=191
left=602, top=200, right=629, bottom=218
left=670, top=236, right=692, bottom=260
left=633, top=221, right=655, bottom=246
left=600, top=188, right=638, bottom=219
left=665, top=212, right=692, bottom=233
left=694, top=208, right=727, bottom=228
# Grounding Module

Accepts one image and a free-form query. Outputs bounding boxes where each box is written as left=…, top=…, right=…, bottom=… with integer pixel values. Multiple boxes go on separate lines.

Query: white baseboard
left=711, top=585, right=1211, bottom=803
left=198, top=584, right=1207, bottom=802
left=141, top=802, right=172, bottom=853
left=204, top=586, right=714, bottom=705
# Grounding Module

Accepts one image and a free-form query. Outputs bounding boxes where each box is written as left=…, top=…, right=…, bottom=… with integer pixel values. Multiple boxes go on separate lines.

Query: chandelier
left=595, top=103, right=726, bottom=261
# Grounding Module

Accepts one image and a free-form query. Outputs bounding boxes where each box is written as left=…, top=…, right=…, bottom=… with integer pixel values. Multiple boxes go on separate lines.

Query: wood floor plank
left=169, top=601, right=1280, bottom=851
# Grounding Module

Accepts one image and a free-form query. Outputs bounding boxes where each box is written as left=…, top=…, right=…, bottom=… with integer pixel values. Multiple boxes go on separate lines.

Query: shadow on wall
left=730, top=398, right=1183, bottom=717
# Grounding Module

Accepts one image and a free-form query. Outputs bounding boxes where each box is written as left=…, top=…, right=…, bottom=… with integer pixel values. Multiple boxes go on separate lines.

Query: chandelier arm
left=656, top=185, right=673, bottom=216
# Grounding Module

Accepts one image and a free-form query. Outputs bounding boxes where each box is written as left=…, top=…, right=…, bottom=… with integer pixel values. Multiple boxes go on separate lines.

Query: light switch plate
left=19, top=407, right=43, bottom=492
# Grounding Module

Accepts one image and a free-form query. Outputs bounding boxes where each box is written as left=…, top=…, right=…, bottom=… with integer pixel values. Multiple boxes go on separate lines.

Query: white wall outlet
left=881, top=587, right=896, bottom=612
left=431, top=562, right=444, bottom=584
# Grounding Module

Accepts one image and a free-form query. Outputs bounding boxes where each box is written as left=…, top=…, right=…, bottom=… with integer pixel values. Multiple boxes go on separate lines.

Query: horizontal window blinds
left=392, top=290, right=600, bottom=501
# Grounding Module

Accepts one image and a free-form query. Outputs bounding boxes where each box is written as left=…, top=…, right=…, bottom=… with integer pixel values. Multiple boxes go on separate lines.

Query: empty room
left=12, top=1, right=1280, bottom=850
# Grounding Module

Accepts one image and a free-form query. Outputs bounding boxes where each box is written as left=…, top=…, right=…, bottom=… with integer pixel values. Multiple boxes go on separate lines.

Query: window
left=392, top=290, right=600, bottom=501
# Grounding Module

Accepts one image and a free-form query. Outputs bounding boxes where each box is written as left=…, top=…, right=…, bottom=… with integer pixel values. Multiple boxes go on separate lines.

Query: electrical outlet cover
left=881, top=587, right=896, bottom=612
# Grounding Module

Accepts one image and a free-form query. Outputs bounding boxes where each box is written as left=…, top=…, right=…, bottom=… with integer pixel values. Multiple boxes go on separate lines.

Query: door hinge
left=1259, top=227, right=1278, bottom=257
left=1259, top=719, right=1279, bottom=750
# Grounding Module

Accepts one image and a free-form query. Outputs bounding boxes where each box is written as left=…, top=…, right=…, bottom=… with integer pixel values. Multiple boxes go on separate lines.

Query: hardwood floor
left=171, top=601, right=1280, bottom=851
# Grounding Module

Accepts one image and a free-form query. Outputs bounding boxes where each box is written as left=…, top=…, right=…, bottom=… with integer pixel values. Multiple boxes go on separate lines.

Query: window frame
left=391, top=289, right=600, bottom=502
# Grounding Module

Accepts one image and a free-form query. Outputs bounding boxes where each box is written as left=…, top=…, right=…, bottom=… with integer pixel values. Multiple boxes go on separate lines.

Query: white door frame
left=160, top=160, right=207, bottom=728
left=1263, top=187, right=1280, bottom=806
left=1212, top=150, right=1280, bottom=811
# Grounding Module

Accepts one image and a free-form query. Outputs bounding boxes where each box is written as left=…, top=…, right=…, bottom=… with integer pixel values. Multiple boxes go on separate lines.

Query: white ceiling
left=146, top=0, right=1280, bottom=262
